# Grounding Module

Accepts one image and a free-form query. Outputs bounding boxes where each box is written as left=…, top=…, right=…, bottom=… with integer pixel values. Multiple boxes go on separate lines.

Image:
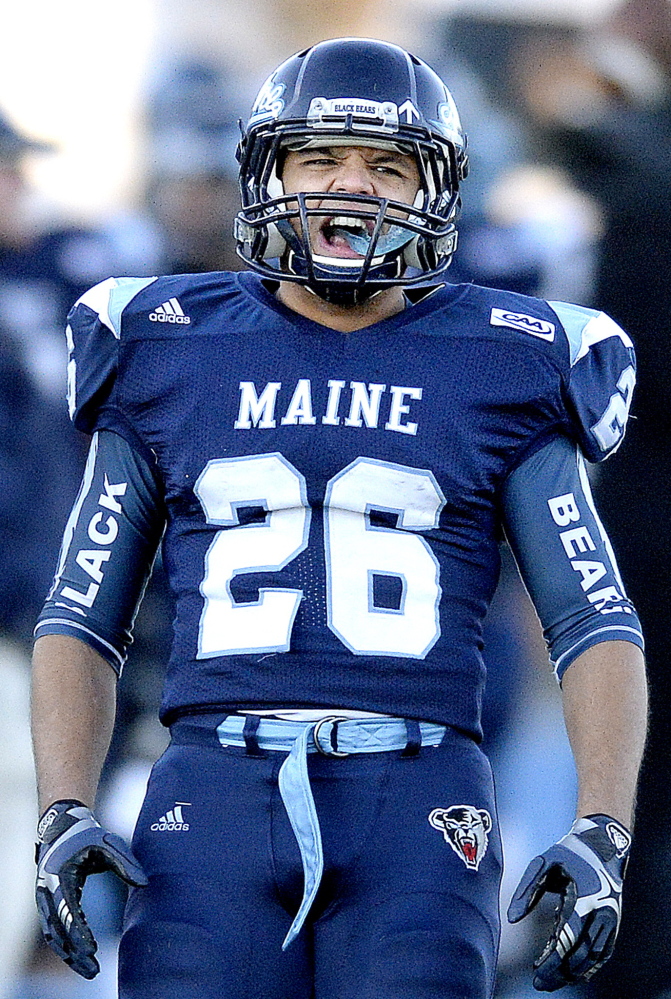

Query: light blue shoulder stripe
left=549, top=300, right=633, bottom=368
left=76, top=276, right=157, bottom=339
left=548, top=301, right=600, bottom=367
left=109, top=277, right=158, bottom=336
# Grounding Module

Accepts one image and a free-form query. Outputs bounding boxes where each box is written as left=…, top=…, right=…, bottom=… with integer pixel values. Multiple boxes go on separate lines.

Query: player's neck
left=276, top=280, right=407, bottom=332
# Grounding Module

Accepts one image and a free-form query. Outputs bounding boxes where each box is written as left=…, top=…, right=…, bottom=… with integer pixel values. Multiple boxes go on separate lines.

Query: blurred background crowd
left=1, top=0, right=670, bottom=996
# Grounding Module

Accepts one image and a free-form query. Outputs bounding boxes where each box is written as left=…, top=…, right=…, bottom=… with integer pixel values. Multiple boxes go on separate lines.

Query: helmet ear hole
left=403, top=236, right=422, bottom=270
left=267, top=168, right=284, bottom=201
left=263, top=222, right=287, bottom=259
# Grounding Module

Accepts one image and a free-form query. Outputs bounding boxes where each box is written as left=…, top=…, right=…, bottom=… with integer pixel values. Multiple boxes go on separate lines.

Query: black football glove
left=507, top=813, right=631, bottom=992
left=35, top=799, right=147, bottom=979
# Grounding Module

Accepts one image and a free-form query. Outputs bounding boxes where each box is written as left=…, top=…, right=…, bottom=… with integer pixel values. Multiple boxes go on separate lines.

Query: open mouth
left=310, top=212, right=415, bottom=264
left=316, top=215, right=375, bottom=258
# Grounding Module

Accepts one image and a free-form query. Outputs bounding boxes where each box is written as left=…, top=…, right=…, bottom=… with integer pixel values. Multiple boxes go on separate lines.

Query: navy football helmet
left=235, top=38, right=468, bottom=304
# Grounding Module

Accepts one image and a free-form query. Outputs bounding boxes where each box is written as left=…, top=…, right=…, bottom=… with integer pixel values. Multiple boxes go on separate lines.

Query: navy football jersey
left=36, top=272, right=642, bottom=735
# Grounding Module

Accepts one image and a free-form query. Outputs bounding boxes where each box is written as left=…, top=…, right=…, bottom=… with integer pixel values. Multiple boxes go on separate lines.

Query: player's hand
left=507, top=813, right=631, bottom=992
left=35, top=799, right=148, bottom=979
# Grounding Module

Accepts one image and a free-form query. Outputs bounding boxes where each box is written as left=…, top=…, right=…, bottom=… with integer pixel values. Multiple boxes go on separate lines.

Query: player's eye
left=371, top=159, right=415, bottom=180
left=303, top=155, right=339, bottom=167
left=374, top=165, right=404, bottom=177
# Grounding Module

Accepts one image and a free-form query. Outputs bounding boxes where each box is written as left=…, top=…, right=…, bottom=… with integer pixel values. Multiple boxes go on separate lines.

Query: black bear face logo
left=428, top=804, right=492, bottom=871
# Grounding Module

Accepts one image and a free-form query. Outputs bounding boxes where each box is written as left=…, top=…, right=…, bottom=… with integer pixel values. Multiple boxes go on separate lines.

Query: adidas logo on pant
left=149, top=298, right=191, bottom=324
left=151, top=803, right=191, bottom=832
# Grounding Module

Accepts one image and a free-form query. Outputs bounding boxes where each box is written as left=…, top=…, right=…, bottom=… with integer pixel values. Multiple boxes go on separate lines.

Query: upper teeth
left=330, top=216, right=366, bottom=230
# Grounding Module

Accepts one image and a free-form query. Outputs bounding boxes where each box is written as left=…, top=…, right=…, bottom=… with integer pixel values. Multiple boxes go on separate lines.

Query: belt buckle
left=313, top=716, right=350, bottom=758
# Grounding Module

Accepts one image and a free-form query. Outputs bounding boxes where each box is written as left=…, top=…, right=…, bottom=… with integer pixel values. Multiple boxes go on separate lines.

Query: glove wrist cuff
left=37, top=800, right=92, bottom=843
left=571, top=813, right=632, bottom=865
left=39, top=798, right=87, bottom=818
left=582, top=812, right=631, bottom=836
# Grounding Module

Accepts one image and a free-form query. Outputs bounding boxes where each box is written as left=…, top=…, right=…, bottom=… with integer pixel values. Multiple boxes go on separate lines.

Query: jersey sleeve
left=34, top=429, right=166, bottom=673
left=549, top=302, right=636, bottom=462
left=66, top=276, right=157, bottom=433
left=501, top=435, right=644, bottom=681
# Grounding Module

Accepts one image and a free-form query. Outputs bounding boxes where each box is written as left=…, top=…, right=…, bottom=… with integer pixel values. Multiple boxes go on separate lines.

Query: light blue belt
left=216, top=714, right=446, bottom=948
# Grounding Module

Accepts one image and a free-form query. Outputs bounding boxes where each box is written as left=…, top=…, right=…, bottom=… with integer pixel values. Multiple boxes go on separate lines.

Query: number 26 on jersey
left=195, top=454, right=445, bottom=661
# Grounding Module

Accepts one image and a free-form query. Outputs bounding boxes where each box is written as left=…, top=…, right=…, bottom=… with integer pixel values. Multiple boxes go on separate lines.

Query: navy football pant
left=118, top=716, right=502, bottom=999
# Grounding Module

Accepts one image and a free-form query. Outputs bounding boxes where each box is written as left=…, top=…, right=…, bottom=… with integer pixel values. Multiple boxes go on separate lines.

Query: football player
left=31, top=38, right=647, bottom=999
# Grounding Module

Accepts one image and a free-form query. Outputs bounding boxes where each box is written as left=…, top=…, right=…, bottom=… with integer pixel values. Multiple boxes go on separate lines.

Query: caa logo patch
left=490, top=308, right=555, bottom=341
left=429, top=804, right=492, bottom=871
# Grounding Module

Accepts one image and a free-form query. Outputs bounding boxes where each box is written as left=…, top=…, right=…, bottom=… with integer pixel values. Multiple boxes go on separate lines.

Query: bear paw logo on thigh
left=428, top=804, right=492, bottom=871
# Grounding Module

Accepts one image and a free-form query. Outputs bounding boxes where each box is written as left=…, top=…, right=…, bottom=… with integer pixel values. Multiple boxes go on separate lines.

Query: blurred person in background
left=0, top=108, right=161, bottom=999
left=431, top=19, right=604, bottom=311
left=0, top=107, right=163, bottom=639
left=143, top=59, right=249, bottom=275
left=0, top=110, right=85, bottom=637
left=503, top=4, right=671, bottom=994
left=0, top=111, right=82, bottom=999
left=28, top=37, right=647, bottom=999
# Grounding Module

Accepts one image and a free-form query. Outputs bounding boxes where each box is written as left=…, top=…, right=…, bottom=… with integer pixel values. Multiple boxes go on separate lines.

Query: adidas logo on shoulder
left=149, top=297, right=191, bottom=325
left=150, top=802, right=191, bottom=832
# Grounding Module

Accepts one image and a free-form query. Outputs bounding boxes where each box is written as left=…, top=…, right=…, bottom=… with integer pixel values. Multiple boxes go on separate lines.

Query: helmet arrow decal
left=398, top=100, right=420, bottom=123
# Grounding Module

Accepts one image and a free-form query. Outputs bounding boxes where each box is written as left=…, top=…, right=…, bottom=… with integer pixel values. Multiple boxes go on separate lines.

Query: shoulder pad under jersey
left=550, top=301, right=636, bottom=462
left=66, top=276, right=157, bottom=433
